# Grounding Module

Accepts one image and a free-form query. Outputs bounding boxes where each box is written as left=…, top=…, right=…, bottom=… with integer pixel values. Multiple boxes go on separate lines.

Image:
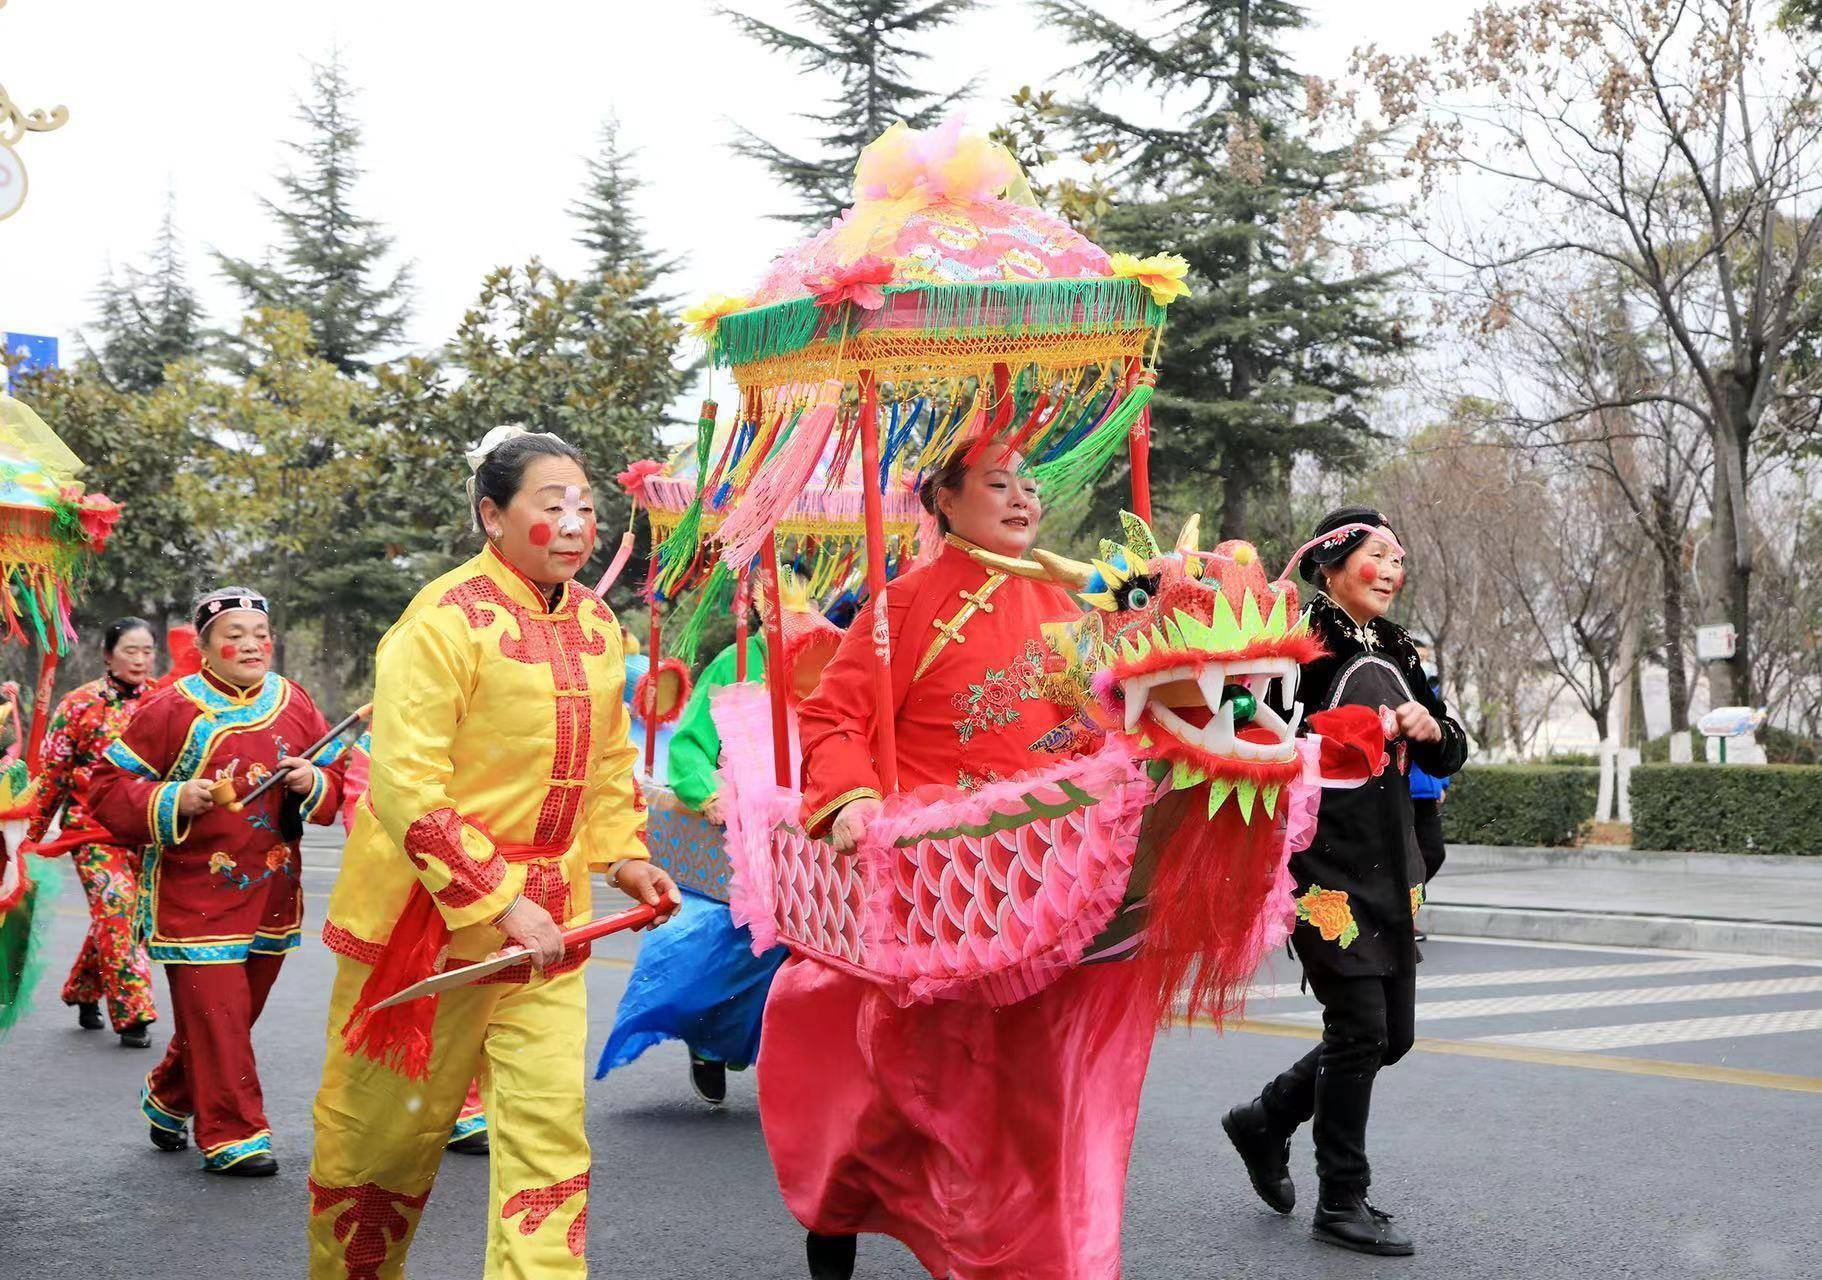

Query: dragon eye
left=1113, top=573, right=1160, bottom=612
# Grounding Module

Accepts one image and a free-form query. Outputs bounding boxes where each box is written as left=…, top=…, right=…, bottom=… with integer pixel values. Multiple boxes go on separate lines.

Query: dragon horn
left=1175, top=513, right=1202, bottom=555
left=1031, top=549, right=1096, bottom=589
left=968, top=548, right=1055, bottom=582
left=967, top=547, right=1097, bottom=590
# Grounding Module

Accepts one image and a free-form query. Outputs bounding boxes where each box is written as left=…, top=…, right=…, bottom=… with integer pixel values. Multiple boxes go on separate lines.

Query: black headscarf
left=1297, top=506, right=1393, bottom=584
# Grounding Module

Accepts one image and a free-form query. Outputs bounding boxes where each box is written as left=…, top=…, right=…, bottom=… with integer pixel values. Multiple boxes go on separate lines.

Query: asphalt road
left=2, top=837, right=1817, bottom=1279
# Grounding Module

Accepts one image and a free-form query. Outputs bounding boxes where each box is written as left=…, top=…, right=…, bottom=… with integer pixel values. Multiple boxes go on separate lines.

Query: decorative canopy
left=691, top=118, right=1182, bottom=389
left=657, top=119, right=1187, bottom=623
left=0, top=394, right=121, bottom=652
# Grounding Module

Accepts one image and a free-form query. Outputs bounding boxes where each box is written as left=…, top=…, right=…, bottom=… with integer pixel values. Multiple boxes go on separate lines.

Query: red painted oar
left=368, top=902, right=662, bottom=1011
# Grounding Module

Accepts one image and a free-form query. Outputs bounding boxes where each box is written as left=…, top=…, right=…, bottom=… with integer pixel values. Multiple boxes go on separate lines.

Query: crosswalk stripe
left=1244, top=956, right=1794, bottom=1002
left=1478, top=1008, right=1822, bottom=1052
left=1261, top=974, right=1822, bottom=1022
left=1410, top=957, right=1794, bottom=988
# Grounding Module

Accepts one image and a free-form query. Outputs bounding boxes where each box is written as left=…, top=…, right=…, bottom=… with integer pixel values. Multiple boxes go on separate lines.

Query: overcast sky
left=2, top=0, right=1464, bottom=395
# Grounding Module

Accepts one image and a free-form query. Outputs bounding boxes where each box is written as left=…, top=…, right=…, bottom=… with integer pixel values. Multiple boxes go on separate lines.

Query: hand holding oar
left=226, top=702, right=373, bottom=813
left=369, top=904, right=662, bottom=1010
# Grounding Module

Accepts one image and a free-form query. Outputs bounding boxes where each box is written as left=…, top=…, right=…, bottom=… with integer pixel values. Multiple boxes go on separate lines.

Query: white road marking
left=1244, top=956, right=1793, bottom=1002
left=1263, top=975, right=1822, bottom=1022
left=1479, top=1008, right=1822, bottom=1052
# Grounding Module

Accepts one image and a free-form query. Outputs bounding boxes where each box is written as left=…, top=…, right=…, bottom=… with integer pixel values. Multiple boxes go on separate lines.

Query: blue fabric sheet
left=595, top=888, right=786, bottom=1075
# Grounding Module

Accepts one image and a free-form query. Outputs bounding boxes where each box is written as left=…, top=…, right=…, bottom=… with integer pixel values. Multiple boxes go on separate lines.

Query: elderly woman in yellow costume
left=307, top=427, right=678, bottom=1280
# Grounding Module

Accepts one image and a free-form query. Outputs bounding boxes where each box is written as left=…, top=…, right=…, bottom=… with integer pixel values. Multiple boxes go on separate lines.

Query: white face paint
left=556, top=485, right=586, bottom=538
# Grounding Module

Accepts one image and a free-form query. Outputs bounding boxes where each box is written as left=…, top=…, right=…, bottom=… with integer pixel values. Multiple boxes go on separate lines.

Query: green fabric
left=669, top=636, right=768, bottom=811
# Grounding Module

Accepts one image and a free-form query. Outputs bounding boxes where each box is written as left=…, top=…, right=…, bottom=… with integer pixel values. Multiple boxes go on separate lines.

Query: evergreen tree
left=570, top=115, right=677, bottom=305
left=216, top=52, right=412, bottom=375
left=87, top=194, right=205, bottom=391
left=1038, top=0, right=1405, bottom=544
left=722, top=0, right=978, bottom=225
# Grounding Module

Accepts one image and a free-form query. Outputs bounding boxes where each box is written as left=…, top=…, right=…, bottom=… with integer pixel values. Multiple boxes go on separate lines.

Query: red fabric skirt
left=758, top=956, right=1156, bottom=1280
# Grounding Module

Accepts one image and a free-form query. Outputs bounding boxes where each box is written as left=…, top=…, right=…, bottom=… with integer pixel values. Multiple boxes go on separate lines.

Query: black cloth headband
left=195, top=591, right=270, bottom=635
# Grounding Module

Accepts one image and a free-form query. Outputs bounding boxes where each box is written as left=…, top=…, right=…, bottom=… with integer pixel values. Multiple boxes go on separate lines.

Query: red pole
left=759, top=538, right=793, bottom=789
left=856, top=370, right=900, bottom=794
left=25, top=650, right=57, bottom=773
left=643, top=601, right=660, bottom=778
left=734, top=567, right=751, bottom=683
left=1124, top=355, right=1152, bottom=523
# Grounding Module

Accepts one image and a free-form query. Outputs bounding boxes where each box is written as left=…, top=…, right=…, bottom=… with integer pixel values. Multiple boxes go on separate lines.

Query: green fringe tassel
left=0, top=859, right=63, bottom=1039
left=712, top=279, right=1165, bottom=368
left=673, top=562, right=733, bottom=667
left=712, top=295, right=826, bottom=368
left=654, top=406, right=720, bottom=599
left=1027, top=382, right=1154, bottom=500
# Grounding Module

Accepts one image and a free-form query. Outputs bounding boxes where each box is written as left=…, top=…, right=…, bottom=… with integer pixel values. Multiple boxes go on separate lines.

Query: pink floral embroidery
left=950, top=641, right=1050, bottom=745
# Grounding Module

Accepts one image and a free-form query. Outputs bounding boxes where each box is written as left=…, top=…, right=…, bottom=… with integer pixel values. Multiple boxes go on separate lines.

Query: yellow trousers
left=307, top=953, right=590, bottom=1279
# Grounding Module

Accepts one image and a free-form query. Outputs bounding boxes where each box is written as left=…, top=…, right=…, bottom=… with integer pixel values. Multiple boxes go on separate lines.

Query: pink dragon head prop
left=972, top=511, right=1334, bottom=1022
left=975, top=511, right=1324, bottom=813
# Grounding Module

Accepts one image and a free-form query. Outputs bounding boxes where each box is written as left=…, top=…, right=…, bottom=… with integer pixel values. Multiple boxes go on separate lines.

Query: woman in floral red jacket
left=25, top=618, right=160, bottom=1047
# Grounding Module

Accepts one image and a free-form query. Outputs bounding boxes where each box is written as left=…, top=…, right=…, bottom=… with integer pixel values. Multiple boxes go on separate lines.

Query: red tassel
left=1138, top=788, right=1290, bottom=1028
left=340, top=886, right=450, bottom=1080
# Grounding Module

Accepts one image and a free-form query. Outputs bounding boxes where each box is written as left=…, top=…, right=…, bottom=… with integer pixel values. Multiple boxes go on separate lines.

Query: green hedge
left=1630, top=764, right=1822, bottom=855
left=1440, top=766, right=1599, bottom=847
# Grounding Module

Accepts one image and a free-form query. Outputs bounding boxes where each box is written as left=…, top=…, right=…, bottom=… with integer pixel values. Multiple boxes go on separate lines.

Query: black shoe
left=1413, top=928, right=1428, bottom=942
left=77, top=1002, right=104, bottom=1031
left=446, top=1130, right=490, bottom=1156
left=208, top=1153, right=279, bottom=1178
left=118, top=1022, right=152, bottom=1049
left=1222, top=1099, right=1295, bottom=1214
left=690, top=1054, right=728, bottom=1106
left=1312, top=1191, right=1414, bottom=1256
left=806, top=1231, right=856, bottom=1280
left=149, top=1123, right=188, bottom=1153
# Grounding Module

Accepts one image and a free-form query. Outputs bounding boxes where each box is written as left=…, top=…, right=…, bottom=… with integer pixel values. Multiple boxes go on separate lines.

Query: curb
left=1424, top=902, right=1822, bottom=961
left=1447, top=843, right=1822, bottom=877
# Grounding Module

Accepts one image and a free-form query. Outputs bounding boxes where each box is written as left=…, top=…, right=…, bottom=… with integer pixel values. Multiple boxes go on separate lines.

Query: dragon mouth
left=1119, top=658, right=1303, bottom=762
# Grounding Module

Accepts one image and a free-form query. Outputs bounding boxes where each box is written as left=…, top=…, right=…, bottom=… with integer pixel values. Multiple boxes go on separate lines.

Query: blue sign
left=3, top=332, right=59, bottom=387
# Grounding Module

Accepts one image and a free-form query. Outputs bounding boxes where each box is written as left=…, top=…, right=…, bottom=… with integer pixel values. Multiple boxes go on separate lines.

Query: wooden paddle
left=226, top=702, right=373, bottom=813
left=368, top=903, right=662, bottom=1011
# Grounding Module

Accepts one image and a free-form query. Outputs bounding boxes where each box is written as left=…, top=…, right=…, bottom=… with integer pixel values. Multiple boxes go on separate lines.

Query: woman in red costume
left=25, top=617, right=161, bottom=1047
left=90, top=587, right=348, bottom=1175
left=767, top=443, right=1157, bottom=1280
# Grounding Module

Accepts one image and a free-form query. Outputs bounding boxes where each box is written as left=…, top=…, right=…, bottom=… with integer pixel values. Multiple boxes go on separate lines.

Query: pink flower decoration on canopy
left=77, top=493, right=124, bottom=552
left=804, top=255, right=896, bottom=313
left=616, top=459, right=664, bottom=504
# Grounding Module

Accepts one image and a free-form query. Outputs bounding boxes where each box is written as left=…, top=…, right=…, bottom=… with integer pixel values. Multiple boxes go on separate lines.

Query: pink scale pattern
left=716, top=683, right=1150, bottom=1007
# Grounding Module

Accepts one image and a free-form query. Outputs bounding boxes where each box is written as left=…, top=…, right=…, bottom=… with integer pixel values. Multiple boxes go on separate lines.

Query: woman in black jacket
left=1222, top=506, right=1468, bottom=1258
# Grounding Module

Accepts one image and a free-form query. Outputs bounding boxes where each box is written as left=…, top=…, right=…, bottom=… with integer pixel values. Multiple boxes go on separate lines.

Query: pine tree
left=1038, top=0, right=1405, bottom=544
left=87, top=194, right=205, bottom=391
left=216, top=52, right=412, bottom=375
left=722, top=0, right=978, bottom=225
left=570, top=115, right=677, bottom=305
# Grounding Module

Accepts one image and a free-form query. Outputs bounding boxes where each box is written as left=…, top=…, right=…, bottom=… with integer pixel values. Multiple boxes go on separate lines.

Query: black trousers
left=1412, top=798, right=1446, bottom=882
left=1257, top=966, right=1416, bottom=1196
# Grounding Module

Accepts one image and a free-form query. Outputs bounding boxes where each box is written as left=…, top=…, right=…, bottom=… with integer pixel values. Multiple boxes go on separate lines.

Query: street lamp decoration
left=0, top=1, right=69, bottom=224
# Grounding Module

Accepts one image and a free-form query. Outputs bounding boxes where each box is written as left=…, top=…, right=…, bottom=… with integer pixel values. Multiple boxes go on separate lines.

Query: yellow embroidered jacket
left=323, top=545, right=647, bottom=967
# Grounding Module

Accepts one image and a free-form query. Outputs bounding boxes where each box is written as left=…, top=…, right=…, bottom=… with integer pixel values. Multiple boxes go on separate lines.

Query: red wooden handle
left=559, top=902, right=660, bottom=952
